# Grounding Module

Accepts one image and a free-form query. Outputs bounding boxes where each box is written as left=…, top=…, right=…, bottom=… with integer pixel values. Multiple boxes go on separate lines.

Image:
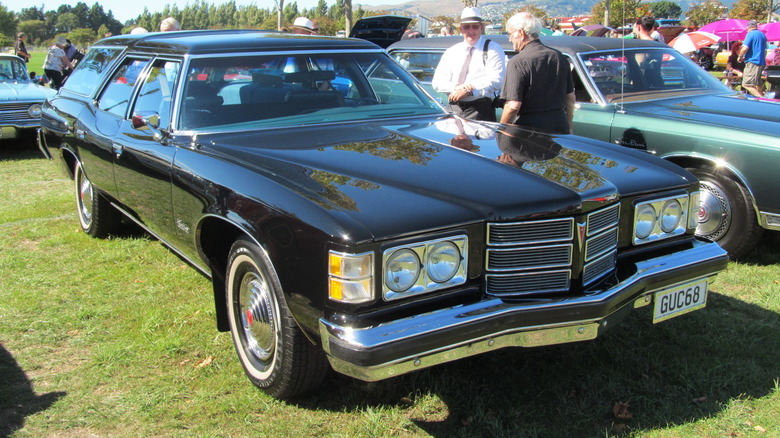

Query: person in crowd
left=432, top=7, right=506, bottom=121
left=64, top=39, right=78, bottom=61
left=724, top=41, right=745, bottom=89
left=499, top=12, right=575, bottom=134
left=311, top=20, right=320, bottom=35
left=42, top=36, right=74, bottom=90
left=738, top=21, right=768, bottom=97
left=440, top=24, right=453, bottom=36
left=625, top=16, right=656, bottom=40
left=130, top=27, right=149, bottom=34
left=292, top=17, right=316, bottom=35
left=650, top=21, right=665, bottom=43
left=160, top=17, right=181, bottom=32
left=551, top=24, right=564, bottom=36
left=15, top=32, right=31, bottom=63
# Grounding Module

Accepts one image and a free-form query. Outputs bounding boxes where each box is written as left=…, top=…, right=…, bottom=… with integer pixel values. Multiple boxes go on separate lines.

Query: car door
left=112, top=57, right=182, bottom=243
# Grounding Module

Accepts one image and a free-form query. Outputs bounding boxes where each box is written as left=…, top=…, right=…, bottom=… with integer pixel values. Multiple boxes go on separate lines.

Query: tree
left=68, top=27, right=96, bottom=47
left=344, top=0, right=352, bottom=35
left=503, top=5, right=549, bottom=25
left=730, top=0, right=769, bottom=20
left=56, top=12, right=80, bottom=33
left=649, top=1, right=682, bottom=18
left=589, top=0, right=643, bottom=28
left=462, top=0, right=478, bottom=7
left=18, top=20, right=47, bottom=42
left=18, top=6, right=45, bottom=22
left=0, top=3, right=15, bottom=40
left=685, top=0, right=728, bottom=27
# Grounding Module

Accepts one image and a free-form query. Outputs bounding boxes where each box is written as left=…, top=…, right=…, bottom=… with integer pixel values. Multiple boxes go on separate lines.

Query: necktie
left=457, top=46, right=474, bottom=85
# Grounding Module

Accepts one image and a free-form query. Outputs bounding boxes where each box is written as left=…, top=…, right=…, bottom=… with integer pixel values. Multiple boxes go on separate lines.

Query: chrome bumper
left=319, top=239, right=728, bottom=382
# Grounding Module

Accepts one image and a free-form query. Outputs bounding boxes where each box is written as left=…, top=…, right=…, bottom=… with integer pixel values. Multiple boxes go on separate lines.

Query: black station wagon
left=39, top=30, right=728, bottom=399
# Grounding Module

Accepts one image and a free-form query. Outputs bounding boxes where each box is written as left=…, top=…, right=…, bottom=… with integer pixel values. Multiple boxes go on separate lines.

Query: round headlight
left=385, top=249, right=420, bottom=292
left=660, top=199, right=683, bottom=233
left=426, top=241, right=461, bottom=283
left=635, top=204, right=657, bottom=240
left=28, top=104, right=43, bottom=118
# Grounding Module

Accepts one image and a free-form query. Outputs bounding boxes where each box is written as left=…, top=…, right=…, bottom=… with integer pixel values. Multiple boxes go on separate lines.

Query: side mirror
left=131, top=111, right=167, bottom=142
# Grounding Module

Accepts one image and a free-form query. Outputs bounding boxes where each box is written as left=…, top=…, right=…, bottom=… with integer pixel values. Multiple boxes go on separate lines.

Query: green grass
left=1, top=140, right=779, bottom=437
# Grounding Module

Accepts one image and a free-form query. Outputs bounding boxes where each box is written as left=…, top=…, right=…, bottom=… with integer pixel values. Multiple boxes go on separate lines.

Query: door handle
left=113, top=143, right=123, bottom=159
left=75, top=129, right=85, bottom=139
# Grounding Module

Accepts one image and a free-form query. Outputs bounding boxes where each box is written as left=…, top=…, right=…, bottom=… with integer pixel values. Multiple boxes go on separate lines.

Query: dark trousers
left=447, top=97, right=496, bottom=122
left=45, top=69, right=64, bottom=90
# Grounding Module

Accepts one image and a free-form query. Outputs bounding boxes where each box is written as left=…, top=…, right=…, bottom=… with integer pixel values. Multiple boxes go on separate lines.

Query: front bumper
left=319, top=239, right=728, bottom=382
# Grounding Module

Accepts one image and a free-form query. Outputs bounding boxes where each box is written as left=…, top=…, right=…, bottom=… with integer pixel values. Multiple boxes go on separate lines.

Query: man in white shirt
left=432, top=7, right=506, bottom=121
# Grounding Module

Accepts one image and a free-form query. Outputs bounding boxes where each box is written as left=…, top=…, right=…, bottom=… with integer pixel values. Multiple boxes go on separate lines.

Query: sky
left=14, top=0, right=394, bottom=23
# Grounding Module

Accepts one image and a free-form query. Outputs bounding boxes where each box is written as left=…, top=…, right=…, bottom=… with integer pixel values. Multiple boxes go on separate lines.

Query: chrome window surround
left=382, top=235, right=468, bottom=301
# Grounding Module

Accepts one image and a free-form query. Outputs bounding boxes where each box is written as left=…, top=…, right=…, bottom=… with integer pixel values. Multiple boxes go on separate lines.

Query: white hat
left=459, top=7, right=484, bottom=24
left=130, top=27, right=149, bottom=34
left=293, top=17, right=314, bottom=31
left=55, top=36, right=67, bottom=46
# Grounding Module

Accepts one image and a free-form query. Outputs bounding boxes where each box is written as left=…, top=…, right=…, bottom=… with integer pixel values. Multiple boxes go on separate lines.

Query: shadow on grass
left=738, top=230, right=780, bottom=266
left=0, top=345, right=65, bottom=437
left=0, top=138, right=43, bottom=161
left=296, top=290, right=779, bottom=437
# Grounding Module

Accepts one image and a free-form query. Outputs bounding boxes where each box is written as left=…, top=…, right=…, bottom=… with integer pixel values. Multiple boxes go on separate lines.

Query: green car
left=388, top=36, right=780, bottom=258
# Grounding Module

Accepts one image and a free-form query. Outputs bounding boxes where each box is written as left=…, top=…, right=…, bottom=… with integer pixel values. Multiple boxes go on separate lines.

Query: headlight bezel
left=382, top=235, right=468, bottom=301
left=632, top=193, right=692, bottom=245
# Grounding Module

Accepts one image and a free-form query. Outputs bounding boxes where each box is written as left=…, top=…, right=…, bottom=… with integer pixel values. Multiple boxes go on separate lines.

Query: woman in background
left=43, top=36, right=74, bottom=90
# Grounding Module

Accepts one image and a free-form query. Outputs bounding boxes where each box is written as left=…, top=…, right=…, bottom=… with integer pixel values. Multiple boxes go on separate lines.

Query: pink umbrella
left=759, top=22, right=780, bottom=41
left=699, top=19, right=749, bottom=42
left=668, top=31, right=721, bottom=53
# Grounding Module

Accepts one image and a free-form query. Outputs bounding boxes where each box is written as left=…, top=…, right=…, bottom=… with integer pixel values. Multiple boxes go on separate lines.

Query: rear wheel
left=688, top=167, right=763, bottom=258
left=74, top=160, right=120, bottom=238
left=226, top=238, right=328, bottom=399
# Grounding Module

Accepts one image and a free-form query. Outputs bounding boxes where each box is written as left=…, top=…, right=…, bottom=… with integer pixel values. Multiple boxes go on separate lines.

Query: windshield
left=579, top=48, right=729, bottom=103
left=179, top=52, right=443, bottom=131
left=0, top=57, right=30, bottom=82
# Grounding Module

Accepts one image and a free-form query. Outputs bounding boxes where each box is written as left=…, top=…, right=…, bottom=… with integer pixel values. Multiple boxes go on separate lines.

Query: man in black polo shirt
left=500, top=12, right=574, bottom=134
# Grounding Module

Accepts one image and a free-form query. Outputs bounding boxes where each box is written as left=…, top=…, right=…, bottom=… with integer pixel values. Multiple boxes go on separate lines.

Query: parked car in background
left=39, top=30, right=728, bottom=399
left=389, top=35, right=780, bottom=258
left=0, top=54, right=56, bottom=142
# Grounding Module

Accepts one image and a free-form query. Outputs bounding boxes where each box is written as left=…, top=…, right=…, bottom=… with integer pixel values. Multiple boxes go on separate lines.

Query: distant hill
left=362, top=0, right=707, bottom=22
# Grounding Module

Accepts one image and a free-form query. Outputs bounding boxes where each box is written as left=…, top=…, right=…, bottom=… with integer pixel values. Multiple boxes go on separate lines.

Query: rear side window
left=97, top=58, right=150, bottom=117
left=61, top=47, right=122, bottom=96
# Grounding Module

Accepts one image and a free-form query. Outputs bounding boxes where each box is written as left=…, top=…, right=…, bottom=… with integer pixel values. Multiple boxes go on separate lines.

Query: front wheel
left=688, top=168, right=763, bottom=259
left=74, top=160, right=120, bottom=238
left=226, top=238, right=328, bottom=399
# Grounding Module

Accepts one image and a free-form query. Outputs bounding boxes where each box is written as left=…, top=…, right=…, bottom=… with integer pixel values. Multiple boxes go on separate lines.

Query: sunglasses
left=460, top=24, right=481, bottom=30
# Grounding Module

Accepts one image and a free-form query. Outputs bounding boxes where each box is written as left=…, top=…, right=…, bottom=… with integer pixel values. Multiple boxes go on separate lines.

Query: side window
left=97, top=58, right=150, bottom=117
left=133, top=59, right=180, bottom=129
left=61, top=48, right=123, bottom=96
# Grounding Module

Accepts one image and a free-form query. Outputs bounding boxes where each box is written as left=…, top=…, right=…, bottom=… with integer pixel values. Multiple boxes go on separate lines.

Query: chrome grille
left=485, top=205, right=619, bottom=297
left=0, top=102, right=37, bottom=123
left=584, top=251, right=617, bottom=286
left=488, top=218, right=573, bottom=246
left=587, top=204, right=619, bottom=236
left=487, top=244, right=573, bottom=271
left=486, top=270, right=571, bottom=294
left=585, top=228, right=618, bottom=261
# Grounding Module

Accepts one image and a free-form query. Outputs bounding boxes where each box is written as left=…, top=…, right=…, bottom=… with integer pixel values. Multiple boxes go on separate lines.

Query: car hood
left=629, top=93, right=780, bottom=135
left=194, top=116, right=694, bottom=242
left=349, top=15, right=412, bottom=48
left=0, top=82, right=56, bottom=101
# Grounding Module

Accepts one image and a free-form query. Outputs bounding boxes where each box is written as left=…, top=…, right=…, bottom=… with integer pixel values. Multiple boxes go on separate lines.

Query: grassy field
left=1, top=139, right=778, bottom=437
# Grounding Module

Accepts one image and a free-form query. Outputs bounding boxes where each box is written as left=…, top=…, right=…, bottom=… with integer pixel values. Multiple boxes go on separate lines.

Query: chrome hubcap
left=78, top=171, right=94, bottom=226
left=239, top=272, right=276, bottom=361
left=697, top=181, right=730, bottom=239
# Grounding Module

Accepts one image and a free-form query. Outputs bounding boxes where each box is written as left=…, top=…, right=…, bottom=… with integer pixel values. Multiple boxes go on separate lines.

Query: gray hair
left=506, top=12, right=543, bottom=39
left=160, top=17, right=181, bottom=32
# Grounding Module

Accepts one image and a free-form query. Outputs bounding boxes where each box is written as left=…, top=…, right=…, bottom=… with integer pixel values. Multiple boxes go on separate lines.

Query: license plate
left=652, top=279, right=708, bottom=323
